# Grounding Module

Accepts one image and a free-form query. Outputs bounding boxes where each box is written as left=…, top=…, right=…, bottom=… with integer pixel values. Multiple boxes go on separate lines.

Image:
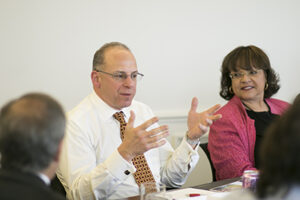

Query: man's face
left=95, top=48, right=138, bottom=110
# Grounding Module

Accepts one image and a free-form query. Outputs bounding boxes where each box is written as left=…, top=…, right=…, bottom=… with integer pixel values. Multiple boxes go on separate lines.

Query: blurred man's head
left=257, top=93, right=300, bottom=198
left=91, top=42, right=143, bottom=110
left=0, top=93, right=65, bottom=178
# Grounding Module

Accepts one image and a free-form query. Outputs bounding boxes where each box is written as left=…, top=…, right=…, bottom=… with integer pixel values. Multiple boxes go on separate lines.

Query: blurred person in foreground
left=208, top=45, right=289, bottom=180
left=219, top=93, right=300, bottom=200
left=57, top=42, right=222, bottom=199
left=0, top=93, right=66, bottom=200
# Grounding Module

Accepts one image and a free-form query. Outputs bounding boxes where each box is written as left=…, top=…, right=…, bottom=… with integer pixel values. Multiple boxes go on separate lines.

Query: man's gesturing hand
left=187, top=97, right=222, bottom=140
left=118, top=111, right=169, bottom=162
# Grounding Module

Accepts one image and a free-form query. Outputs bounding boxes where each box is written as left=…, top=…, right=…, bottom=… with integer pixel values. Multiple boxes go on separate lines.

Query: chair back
left=200, top=142, right=216, bottom=181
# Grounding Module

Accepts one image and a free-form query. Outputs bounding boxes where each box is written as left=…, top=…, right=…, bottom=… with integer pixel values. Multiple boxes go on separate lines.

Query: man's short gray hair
left=0, top=93, right=65, bottom=173
left=93, top=42, right=130, bottom=71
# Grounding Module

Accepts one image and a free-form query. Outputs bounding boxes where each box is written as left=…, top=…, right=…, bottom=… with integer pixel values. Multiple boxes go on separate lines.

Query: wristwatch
left=185, top=132, right=200, bottom=146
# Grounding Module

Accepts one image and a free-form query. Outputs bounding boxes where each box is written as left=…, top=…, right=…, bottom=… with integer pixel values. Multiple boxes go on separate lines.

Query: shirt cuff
left=171, top=137, right=199, bottom=174
left=103, top=150, right=136, bottom=180
left=176, top=137, right=199, bottom=162
left=183, top=135, right=200, bottom=152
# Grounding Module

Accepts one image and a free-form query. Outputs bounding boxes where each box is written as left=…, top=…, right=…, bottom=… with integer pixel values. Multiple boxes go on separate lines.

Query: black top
left=246, top=103, right=279, bottom=168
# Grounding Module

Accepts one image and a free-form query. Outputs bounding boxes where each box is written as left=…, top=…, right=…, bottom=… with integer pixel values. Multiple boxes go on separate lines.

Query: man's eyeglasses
left=95, top=69, right=144, bottom=82
left=229, top=69, right=263, bottom=79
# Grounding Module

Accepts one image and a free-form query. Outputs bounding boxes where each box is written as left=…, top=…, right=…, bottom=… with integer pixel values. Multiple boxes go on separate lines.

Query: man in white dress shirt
left=57, top=42, right=222, bottom=199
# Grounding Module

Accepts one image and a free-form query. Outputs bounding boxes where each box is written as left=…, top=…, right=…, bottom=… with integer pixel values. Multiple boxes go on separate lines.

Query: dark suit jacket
left=0, top=169, right=65, bottom=200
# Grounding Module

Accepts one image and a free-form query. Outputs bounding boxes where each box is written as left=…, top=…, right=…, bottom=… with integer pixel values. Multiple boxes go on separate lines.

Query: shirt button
left=124, top=170, right=130, bottom=175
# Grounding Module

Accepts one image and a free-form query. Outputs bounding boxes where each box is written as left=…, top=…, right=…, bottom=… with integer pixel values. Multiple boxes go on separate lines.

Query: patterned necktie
left=113, top=111, right=156, bottom=186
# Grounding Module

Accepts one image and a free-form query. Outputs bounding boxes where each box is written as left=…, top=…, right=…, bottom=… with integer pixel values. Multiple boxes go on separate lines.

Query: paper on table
left=209, top=180, right=242, bottom=192
left=166, top=188, right=215, bottom=200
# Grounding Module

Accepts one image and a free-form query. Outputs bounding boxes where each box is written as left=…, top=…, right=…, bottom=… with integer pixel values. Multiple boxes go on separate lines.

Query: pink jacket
left=208, top=95, right=289, bottom=180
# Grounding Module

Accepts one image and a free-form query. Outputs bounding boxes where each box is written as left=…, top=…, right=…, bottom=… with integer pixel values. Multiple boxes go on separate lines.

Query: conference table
left=194, top=177, right=241, bottom=190
left=122, top=177, right=241, bottom=200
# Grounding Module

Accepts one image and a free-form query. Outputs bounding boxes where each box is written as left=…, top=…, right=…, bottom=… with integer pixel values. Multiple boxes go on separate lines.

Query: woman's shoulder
left=217, top=96, right=244, bottom=116
left=266, top=98, right=290, bottom=114
left=211, top=97, right=248, bottom=132
left=266, top=97, right=289, bottom=105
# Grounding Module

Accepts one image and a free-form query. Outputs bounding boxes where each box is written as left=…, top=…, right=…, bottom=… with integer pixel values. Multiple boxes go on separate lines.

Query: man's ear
left=91, top=71, right=101, bottom=88
left=54, top=140, right=64, bottom=162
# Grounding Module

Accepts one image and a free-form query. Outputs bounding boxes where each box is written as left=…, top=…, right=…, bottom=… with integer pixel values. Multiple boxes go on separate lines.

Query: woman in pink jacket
left=208, top=45, right=289, bottom=180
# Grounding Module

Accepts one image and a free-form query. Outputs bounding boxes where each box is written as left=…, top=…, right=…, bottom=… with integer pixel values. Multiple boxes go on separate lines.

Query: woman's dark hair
left=256, top=94, right=300, bottom=198
left=220, top=45, right=280, bottom=100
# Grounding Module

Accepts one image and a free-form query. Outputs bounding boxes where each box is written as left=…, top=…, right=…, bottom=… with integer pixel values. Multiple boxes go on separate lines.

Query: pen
left=189, top=193, right=201, bottom=197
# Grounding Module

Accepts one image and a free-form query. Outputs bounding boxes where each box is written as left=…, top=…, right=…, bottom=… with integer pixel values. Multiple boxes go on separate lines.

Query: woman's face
left=230, top=68, right=267, bottom=103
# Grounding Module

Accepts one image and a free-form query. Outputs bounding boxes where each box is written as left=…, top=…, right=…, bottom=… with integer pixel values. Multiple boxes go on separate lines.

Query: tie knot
left=113, top=111, right=126, bottom=124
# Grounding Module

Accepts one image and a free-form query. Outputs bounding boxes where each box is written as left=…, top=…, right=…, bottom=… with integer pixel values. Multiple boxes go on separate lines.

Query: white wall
left=1, top=0, right=299, bottom=187
left=1, top=0, right=299, bottom=115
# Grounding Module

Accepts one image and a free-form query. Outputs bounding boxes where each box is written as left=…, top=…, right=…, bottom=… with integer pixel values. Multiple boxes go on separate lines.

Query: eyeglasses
left=95, top=69, right=144, bottom=82
left=229, top=69, right=263, bottom=79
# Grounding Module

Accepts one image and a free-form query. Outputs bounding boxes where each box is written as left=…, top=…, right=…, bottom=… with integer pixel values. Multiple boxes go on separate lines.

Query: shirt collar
left=37, top=172, right=50, bottom=185
left=91, top=90, right=132, bottom=121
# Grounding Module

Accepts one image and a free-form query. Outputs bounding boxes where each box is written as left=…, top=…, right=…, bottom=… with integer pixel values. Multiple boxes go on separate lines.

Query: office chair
left=200, top=142, right=216, bottom=181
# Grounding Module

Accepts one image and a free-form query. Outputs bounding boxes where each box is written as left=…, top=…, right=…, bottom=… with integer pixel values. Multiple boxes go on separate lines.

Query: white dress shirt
left=57, top=91, right=199, bottom=200
left=37, top=172, right=50, bottom=186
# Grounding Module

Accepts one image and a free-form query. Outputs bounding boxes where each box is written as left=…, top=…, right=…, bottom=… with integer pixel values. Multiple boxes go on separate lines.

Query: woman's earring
left=265, top=83, right=269, bottom=90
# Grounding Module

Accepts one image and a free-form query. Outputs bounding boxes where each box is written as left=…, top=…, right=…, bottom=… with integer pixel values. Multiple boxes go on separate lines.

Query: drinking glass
left=139, top=182, right=171, bottom=200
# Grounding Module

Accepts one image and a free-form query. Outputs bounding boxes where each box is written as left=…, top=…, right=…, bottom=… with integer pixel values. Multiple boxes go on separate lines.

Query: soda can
left=242, top=170, right=259, bottom=192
